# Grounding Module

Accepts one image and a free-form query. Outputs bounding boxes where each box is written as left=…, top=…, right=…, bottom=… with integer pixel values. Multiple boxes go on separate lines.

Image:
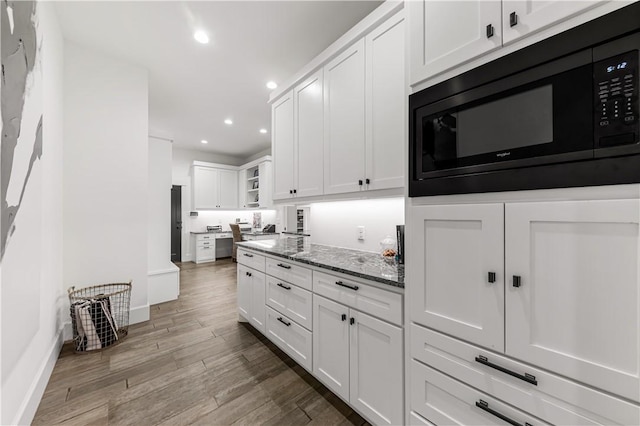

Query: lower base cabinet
left=313, top=294, right=403, bottom=426
left=411, top=360, right=547, bottom=426
left=237, top=264, right=266, bottom=333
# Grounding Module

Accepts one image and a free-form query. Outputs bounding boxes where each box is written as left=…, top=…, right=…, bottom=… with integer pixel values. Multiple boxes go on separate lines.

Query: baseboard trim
left=130, top=304, right=150, bottom=324
left=14, top=326, right=64, bottom=425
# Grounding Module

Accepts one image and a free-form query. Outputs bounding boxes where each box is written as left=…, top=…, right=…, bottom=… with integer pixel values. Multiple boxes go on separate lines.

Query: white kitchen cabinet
left=323, top=39, right=366, bottom=195
left=240, top=159, right=272, bottom=209
left=350, top=310, right=403, bottom=426
left=408, top=0, right=502, bottom=89
left=266, top=275, right=312, bottom=330
left=237, top=264, right=266, bottom=334
left=192, top=165, right=238, bottom=209
left=409, top=203, right=505, bottom=351
left=237, top=264, right=252, bottom=320
left=194, top=233, right=216, bottom=264
left=313, top=294, right=351, bottom=401
left=365, top=11, right=405, bottom=191
left=505, top=199, right=640, bottom=402
left=295, top=71, right=325, bottom=198
left=313, top=294, right=403, bottom=425
left=502, top=0, right=602, bottom=45
left=265, top=306, right=313, bottom=371
left=272, top=91, right=295, bottom=200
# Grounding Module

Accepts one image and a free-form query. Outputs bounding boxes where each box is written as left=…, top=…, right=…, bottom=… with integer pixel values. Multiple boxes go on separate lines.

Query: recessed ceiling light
left=194, top=30, right=209, bottom=44
left=266, top=81, right=278, bottom=90
left=201, top=139, right=208, bottom=144
left=224, top=119, right=233, bottom=125
left=259, top=129, right=268, bottom=134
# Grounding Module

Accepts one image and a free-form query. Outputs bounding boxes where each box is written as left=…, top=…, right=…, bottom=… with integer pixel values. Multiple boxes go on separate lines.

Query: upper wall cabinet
left=239, top=159, right=273, bottom=209
left=192, top=165, right=238, bottom=210
left=365, top=11, right=405, bottom=191
left=271, top=5, right=406, bottom=200
left=273, top=72, right=325, bottom=201
left=324, top=11, right=405, bottom=195
left=502, top=0, right=602, bottom=45
left=409, top=0, right=502, bottom=85
left=323, top=39, right=367, bottom=195
left=272, top=92, right=296, bottom=200
left=409, top=0, right=609, bottom=86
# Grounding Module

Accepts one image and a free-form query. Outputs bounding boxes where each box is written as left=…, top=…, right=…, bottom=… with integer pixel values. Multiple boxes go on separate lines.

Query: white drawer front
left=313, top=271, right=402, bottom=326
left=197, top=240, right=214, bottom=248
left=265, top=258, right=312, bottom=291
left=196, top=246, right=215, bottom=261
left=237, top=249, right=266, bottom=272
left=196, top=234, right=214, bottom=242
left=265, top=306, right=312, bottom=372
left=411, top=360, right=548, bottom=426
left=266, top=276, right=312, bottom=330
left=411, top=324, right=640, bottom=425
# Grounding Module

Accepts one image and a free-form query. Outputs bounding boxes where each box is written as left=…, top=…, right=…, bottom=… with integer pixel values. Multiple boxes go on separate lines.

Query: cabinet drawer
left=215, top=232, right=232, bottom=239
left=237, top=249, right=265, bottom=272
left=196, top=234, right=214, bottom=242
left=411, top=360, right=548, bottom=426
left=196, top=246, right=215, bottom=261
left=411, top=324, right=640, bottom=425
left=265, top=306, right=312, bottom=372
left=266, top=276, right=312, bottom=330
left=265, top=258, right=312, bottom=291
left=313, top=271, right=402, bottom=326
left=196, top=240, right=214, bottom=248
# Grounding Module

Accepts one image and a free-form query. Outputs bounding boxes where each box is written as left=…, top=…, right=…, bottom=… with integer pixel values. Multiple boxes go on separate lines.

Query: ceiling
left=54, top=1, right=383, bottom=159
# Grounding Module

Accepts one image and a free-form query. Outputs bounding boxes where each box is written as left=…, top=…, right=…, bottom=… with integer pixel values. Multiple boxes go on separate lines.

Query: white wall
left=63, top=41, right=149, bottom=323
left=309, top=198, right=404, bottom=252
left=148, top=137, right=179, bottom=304
left=1, top=3, right=65, bottom=424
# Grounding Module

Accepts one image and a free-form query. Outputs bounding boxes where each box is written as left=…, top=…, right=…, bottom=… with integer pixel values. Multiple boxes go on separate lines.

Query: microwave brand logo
left=496, top=151, right=511, bottom=158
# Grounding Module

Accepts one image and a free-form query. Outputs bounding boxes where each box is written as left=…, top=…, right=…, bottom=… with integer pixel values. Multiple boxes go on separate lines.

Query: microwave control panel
left=595, top=51, right=638, bottom=147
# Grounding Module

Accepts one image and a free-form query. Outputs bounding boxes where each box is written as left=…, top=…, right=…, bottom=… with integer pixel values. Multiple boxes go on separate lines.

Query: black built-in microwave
left=409, top=2, right=640, bottom=197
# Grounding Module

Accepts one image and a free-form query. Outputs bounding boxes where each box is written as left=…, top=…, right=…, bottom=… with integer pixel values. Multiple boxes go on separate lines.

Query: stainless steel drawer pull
left=277, top=282, right=291, bottom=290
left=475, top=355, right=537, bottom=385
left=277, top=263, right=291, bottom=270
left=277, top=317, right=291, bottom=327
left=335, top=281, right=359, bottom=291
left=475, top=400, right=532, bottom=426
left=243, top=253, right=253, bottom=258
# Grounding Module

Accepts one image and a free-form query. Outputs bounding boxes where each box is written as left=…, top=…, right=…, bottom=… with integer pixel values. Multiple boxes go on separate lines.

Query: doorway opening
left=171, top=185, right=182, bottom=262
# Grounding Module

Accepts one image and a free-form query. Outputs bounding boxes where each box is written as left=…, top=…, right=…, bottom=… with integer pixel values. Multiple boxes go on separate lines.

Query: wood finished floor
left=33, top=259, right=368, bottom=425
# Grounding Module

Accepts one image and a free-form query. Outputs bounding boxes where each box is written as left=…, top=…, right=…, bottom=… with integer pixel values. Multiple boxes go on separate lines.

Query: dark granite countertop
left=237, top=238, right=404, bottom=289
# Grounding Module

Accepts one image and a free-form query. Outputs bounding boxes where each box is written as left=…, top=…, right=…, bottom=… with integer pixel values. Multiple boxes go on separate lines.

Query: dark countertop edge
left=236, top=242, right=404, bottom=289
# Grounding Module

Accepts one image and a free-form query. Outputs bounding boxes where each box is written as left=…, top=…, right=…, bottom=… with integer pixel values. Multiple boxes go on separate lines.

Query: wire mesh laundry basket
left=68, top=281, right=132, bottom=353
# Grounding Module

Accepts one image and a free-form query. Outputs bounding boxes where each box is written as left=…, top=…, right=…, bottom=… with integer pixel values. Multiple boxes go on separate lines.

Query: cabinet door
left=237, top=264, right=251, bottom=320
left=408, top=0, right=502, bottom=85
left=365, top=11, right=406, bottom=191
left=249, top=271, right=266, bottom=334
left=410, top=203, right=505, bottom=351
left=295, top=71, right=324, bottom=197
left=506, top=199, right=640, bottom=402
left=313, top=294, right=350, bottom=400
left=350, top=310, right=403, bottom=426
left=218, top=169, right=238, bottom=208
left=323, top=39, right=366, bottom=195
left=502, top=0, right=602, bottom=45
left=193, top=167, right=219, bottom=209
left=272, top=91, right=295, bottom=200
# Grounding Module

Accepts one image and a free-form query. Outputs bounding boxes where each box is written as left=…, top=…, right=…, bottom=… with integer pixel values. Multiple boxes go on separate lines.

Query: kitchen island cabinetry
left=408, top=198, right=640, bottom=424
left=236, top=239, right=404, bottom=425
left=237, top=249, right=266, bottom=333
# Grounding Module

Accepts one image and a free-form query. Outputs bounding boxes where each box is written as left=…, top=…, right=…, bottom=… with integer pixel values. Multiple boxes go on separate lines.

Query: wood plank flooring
left=33, top=259, right=368, bottom=425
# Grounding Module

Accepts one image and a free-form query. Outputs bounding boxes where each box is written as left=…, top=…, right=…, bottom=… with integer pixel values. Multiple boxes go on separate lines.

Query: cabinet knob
left=289, top=190, right=293, bottom=194
left=358, top=180, right=363, bottom=186
left=350, top=317, right=355, bottom=325
left=488, top=272, right=496, bottom=283
left=365, top=178, right=370, bottom=185
left=293, top=189, right=297, bottom=194
left=509, top=12, right=518, bottom=27
left=486, top=24, right=494, bottom=38
left=512, top=275, right=522, bottom=287
left=341, top=314, right=347, bottom=322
